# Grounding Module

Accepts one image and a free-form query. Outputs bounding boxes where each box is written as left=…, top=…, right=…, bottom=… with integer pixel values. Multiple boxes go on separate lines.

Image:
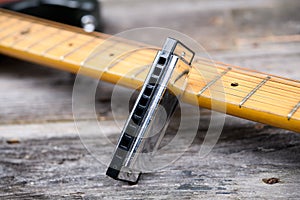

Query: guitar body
left=0, top=9, right=299, bottom=133
left=0, top=0, right=103, bottom=31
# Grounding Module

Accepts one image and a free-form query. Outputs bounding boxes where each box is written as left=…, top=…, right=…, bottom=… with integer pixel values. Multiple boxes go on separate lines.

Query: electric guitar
left=0, top=9, right=299, bottom=133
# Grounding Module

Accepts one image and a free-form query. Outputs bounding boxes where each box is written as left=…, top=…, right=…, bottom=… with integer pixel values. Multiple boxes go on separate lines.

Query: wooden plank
left=0, top=0, right=300, bottom=198
left=0, top=118, right=299, bottom=199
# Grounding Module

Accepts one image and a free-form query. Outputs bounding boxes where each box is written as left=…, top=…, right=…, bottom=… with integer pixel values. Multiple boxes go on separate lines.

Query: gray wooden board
left=0, top=0, right=300, bottom=199
left=0, top=120, right=299, bottom=199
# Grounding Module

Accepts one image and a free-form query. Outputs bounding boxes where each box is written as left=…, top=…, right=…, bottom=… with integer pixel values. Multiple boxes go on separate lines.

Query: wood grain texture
left=0, top=0, right=300, bottom=199
left=0, top=9, right=299, bottom=132
left=0, top=118, right=299, bottom=199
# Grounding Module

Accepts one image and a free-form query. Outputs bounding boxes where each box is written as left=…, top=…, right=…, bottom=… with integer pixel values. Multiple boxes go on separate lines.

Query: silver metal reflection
left=106, top=37, right=195, bottom=184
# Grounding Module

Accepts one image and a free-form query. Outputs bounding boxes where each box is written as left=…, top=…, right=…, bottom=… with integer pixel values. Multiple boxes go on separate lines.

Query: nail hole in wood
left=262, top=177, right=280, bottom=184
left=231, top=82, right=239, bottom=87
left=20, top=28, right=30, bottom=35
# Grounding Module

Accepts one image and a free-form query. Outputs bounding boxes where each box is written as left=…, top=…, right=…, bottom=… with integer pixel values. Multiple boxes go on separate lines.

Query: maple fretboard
left=0, top=9, right=299, bottom=133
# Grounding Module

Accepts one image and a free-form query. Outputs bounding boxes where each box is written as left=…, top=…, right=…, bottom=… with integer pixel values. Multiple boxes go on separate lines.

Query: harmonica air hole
left=139, top=95, right=149, bottom=107
left=119, top=133, right=134, bottom=151
left=153, top=67, right=162, bottom=76
left=107, top=37, right=195, bottom=184
left=157, top=56, right=166, bottom=65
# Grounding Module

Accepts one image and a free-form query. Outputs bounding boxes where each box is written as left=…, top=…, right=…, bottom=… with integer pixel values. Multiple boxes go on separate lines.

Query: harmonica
left=106, top=37, right=195, bottom=184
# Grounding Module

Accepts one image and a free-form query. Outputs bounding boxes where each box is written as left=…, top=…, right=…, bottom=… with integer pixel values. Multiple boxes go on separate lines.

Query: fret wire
left=0, top=23, right=32, bottom=41
left=0, top=11, right=300, bottom=132
left=172, top=69, right=190, bottom=84
left=99, top=48, right=300, bottom=109
left=195, top=84, right=296, bottom=112
left=190, top=74, right=299, bottom=107
left=171, top=74, right=190, bottom=94
left=239, top=76, right=271, bottom=108
left=0, top=20, right=20, bottom=33
left=0, top=19, right=20, bottom=33
left=225, top=68, right=300, bottom=96
left=71, top=41, right=300, bottom=109
left=194, top=78, right=298, bottom=110
left=60, top=36, right=96, bottom=61
left=90, top=49, right=300, bottom=99
left=196, top=58, right=300, bottom=92
left=187, top=66, right=299, bottom=110
left=80, top=39, right=120, bottom=67
left=195, top=57, right=273, bottom=79
left=197, top=67, right=232, bottom=96
left=230, top=68, right=300, bottom=94
left=78, top=44, right=300, bottom=97
left=41, top=33, right=77, bottom=56
left=126, top=51, right=300, bottom=97
left=0, top=13, right=296, bottom=115
left=187, top=70, right=299, bottom=110
left=195, top=57, right=300, bottom=90
left=287, top=101, right=300, bottom=120
left=95, top=38, right=151, bottom=60
left=192, top=61, right=300, bottom=96
left=190, top=66, right=300, bottom=100
left=196, top=58, right=300, bottom=89
left=104, top=47, right=157, bottom=72
left=25, top=29, right=61, bottom=51
left=10, top=25, right=46, bottom=47
left=131, top=65, right=149, bottom=79
left=85, top=47, right=300, bottom=120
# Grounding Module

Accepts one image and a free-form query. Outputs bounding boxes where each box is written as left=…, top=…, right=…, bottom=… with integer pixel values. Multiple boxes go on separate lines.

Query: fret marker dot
left=20, top=28, right=31, bottom=35
left=109, top=53, right=114, bottom=57
left=231, top=82, right=239, bottom=87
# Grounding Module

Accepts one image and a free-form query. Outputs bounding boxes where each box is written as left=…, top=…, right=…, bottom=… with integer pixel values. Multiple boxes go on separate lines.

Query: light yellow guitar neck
left=0, top=9, right=299, bottom=133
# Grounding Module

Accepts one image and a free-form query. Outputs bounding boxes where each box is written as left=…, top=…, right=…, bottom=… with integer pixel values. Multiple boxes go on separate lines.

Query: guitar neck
left=0, top=9, right=299, bottom=133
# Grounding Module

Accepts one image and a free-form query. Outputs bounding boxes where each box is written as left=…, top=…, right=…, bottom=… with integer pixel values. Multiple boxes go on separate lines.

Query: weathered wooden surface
left=0, top=0, right=300, bottom=199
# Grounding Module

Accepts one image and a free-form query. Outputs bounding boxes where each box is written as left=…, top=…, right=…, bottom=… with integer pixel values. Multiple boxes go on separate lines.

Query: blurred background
left=2, top=0, right=299, bottom=76
left=1, top=0, right=299, bottom=123
left=0, top=0, right=300, bottom=199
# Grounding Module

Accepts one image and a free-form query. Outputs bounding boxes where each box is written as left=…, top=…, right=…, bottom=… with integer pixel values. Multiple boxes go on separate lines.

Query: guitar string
left=81, top=41, right=154, bottom=69
left=11, top=24, right=296, bottom=111
left=2, top=10, right=298, bottom=92
left=187, top=76, right=298, bottom=106
left=10, top=24, right=49, bottom=47
left=198, top=58, right=300, bottom=88
left=195, top=57, right=300, bottom=86
left=78, top=35, right=300, bottom=91
left=25, top=29, right=61, bottom=51
left=120, top=66, right=298, bottom=115
left=60, top=36, right=97, bottom=60
left=124, top=49, right=300, bottom=95
left=95, top=46, right=300, bottom=98
left=102, top=41, right=300, bottom=90
left=1, top=13, right=300, bottom=115
left=188, top=66, right=300, bottom=98
left=2, top=25, right=300, bottom=104
left=0, top=24, right=34, bottom=45
left=84, top=47, right=299, bottom=111
left=1, top=11, right=298, bottom=86
left=98, top=51, right=300, bottom=111
left=41, top=33, right=78, bottom=56
left=121, top=48, right=300, bottom=91
left=128, top=65, right=298, bottom=111
left=0, top=18, right=21, bottom=34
